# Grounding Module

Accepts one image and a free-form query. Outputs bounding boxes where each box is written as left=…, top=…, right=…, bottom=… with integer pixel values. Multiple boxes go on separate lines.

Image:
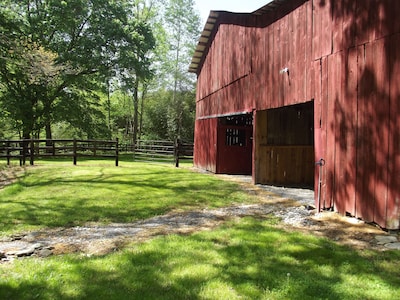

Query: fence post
left=6, top=141, right=10, bottom=166
left=115, top=138, right=119, bottom=166
left=174, top=139, right=180, bottom=168
left=73, top=139, right=77, bottom=165
left=52, top=140, right=56, bottom=156
left=30, top=139, right=34, bottom=165
left=21, top=140, right=26, bottom=166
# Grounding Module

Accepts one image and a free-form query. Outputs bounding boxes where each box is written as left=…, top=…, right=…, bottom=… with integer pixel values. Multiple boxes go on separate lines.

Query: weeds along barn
left=189, top=0, right=400, bottom=229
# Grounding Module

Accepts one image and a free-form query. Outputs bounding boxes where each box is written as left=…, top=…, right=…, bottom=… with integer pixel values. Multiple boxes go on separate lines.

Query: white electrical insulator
left=280, top=67, right=289, bottom=74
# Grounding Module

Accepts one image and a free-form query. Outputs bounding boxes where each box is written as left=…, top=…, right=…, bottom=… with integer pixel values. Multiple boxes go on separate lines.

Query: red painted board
left=387, top=33, right=400, bottom=229
left=343, top=47, right=358, bottom=216
left=372, top=38, right=390, bottom=227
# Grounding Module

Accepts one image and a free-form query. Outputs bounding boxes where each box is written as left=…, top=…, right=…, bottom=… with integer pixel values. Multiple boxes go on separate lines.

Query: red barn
left=189, top=0, right=400, bottom=229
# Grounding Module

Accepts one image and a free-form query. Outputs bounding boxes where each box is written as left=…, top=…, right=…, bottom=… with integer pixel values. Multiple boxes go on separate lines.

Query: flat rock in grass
left=7, top=243, right=42, bottom=257
left=375, top=235, right=398, bottom=245
left=37, top=248, right=53, bottom=258
left=385, top=242, right=400, bottom=250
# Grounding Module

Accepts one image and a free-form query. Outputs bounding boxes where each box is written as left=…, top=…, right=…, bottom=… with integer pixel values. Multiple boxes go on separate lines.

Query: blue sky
left=194, top=0, right=273, bottom=23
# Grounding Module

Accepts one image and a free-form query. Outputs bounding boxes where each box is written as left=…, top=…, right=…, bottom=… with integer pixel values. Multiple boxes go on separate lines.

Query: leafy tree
left=163, top=0, right=200, bottom=140
left=0, top=0, right=155, bottom=140
left=142, top=89, right=195, bottom=141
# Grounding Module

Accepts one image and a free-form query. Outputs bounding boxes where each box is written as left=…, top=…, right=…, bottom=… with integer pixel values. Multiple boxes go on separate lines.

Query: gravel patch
left=1, top=174, right=397, bottom=263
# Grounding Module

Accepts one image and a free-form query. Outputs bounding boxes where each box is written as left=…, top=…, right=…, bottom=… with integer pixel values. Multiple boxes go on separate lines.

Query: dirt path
left=1, top=170, right=398, bottom=263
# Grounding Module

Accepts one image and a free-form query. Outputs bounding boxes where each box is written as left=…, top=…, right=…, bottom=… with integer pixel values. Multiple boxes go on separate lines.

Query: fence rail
left=132, top=140, right=193, bottom=166
left=0, top=139, right=193, bottom=167
left=0, top=139, right=119, bottom=166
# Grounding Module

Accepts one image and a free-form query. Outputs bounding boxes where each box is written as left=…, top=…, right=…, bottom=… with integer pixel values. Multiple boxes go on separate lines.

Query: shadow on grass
left=0, top=163, right=244, bottom=233
left=1, top=217, right=400, bottom=300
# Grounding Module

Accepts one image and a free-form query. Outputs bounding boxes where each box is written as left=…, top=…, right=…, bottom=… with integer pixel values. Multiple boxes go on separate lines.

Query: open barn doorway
left=255, top=101, right=314, bottom=188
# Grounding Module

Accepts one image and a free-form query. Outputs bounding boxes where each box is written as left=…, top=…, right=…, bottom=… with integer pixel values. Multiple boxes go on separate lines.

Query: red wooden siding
left=313, top=0, right=400, bottom=228
left=194, top=118, right=217, bottom=173
left=388, top=33, right=400, bottom=229
left=193, top=0, right=400, bottom=229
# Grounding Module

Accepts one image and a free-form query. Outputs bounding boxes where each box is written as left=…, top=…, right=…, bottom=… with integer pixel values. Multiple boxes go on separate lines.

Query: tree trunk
left=139, top=82, right=148, bottom=141
left=132, top=80, right=139, bottom=145
left=45, top=122, right=52, bottom=140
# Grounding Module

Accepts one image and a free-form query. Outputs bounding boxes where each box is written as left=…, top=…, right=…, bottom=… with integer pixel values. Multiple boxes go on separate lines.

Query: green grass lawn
left=1, top=159, right=400, bottom=299
left=0, top=158, right=250, bottom=236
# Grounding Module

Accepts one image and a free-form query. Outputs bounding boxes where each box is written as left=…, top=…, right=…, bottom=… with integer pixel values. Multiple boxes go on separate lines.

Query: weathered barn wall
left=252, top=1, right=313, bottom=110
left=313, top=0, right=400, bottom=229
left=196, top=0, right=312, bottom=119
left=193, top=0, right=400, bottom=228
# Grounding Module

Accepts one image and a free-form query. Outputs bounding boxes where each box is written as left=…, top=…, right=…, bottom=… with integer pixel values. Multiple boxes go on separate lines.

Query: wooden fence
left=0, top=139, right=193, bottom=167
left=0, top=139, right=119, bottom=166
left=131, top=140, right=193, bottom=167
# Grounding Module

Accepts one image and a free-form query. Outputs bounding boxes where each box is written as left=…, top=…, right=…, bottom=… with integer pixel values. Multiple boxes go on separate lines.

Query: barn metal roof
left=189, top=0, right=290, bottom=74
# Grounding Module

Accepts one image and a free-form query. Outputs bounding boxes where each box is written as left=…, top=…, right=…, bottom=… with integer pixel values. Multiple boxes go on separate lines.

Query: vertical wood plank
left=325, top=55, right=337, bottom=209
left=312, top=0, right=332, bottom=59
left=387, top=32, right=400, bottom=229
left=342, top=0, right=356, bottom=49
left=356, top=43, right=376, bottom=222
left=332, top=0, right=343, bottom=53
left=320, top=56, right=329, bottom=208
left=372, top=38, right=390, bottom=226
left=343, top=47, right=358, bottom=216
left=306, top=1, right=314, bottom=100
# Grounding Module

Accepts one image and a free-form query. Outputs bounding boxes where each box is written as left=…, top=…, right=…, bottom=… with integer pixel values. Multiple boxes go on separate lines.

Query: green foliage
left=0, top=0, right=155, bottom=139
left=0, top=0, right=199, bottom=142
left=153, top=0, right=200, bottom=141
